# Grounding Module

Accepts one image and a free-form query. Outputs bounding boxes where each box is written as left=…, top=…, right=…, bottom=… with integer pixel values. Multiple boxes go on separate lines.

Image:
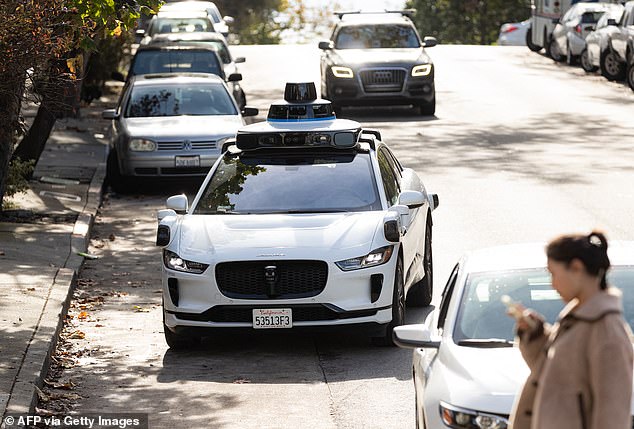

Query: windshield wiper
left=456, top=339, right=515, bottom=348
left=276, top=209, right=350, bottom=214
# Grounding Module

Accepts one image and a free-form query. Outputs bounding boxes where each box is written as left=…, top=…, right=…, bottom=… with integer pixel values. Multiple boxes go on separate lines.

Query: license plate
left=175, top=156, right=200, bottom=167
left=252, top=308, right=292, bottom=329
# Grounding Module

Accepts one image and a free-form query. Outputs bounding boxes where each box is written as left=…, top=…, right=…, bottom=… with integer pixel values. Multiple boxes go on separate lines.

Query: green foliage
left=406, top=0, right=530, bottom=45
left=211, top=0, right=289, bottom=44
left=4, top=158, right=34, bottom=200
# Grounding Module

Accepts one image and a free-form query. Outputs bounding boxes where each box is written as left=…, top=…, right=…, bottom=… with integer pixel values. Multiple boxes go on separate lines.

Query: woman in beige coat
left=509, top=231, right=633, bottom=429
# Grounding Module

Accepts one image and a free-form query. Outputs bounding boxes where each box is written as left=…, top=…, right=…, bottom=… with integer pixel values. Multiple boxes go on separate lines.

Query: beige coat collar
left=559, top=287, right=622, bottom=322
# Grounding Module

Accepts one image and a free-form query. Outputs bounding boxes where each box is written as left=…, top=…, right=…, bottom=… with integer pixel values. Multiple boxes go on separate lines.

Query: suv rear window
left=131, top=50, right=222, bottom=76
left=335, top=24, right=420, bottom=49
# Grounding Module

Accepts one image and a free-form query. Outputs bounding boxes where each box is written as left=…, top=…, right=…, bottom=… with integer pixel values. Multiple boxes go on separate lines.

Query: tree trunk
left=11, top=97, right=57, bottom=169
left=0, top=79, right=24, bottom=211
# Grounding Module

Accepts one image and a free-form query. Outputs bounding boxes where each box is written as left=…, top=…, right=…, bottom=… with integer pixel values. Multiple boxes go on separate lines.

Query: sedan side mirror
left=393, top=324, right=441, bottom=349
left=429, top=193, right=439, bottom=211
left=398, top=190, right=425, bottom=209
left=241, top=106, right=259, bottom=117
left=234, top=57, right=246, bottom=64
left=102, top=109, right=118, bottom=119
left=166, top=195, right=188, bottom=214
left=423, top=36, right=438, bottom=48
left=228, top=73, right=242, bottom=82
left=318, top=41, right=333, bottom=50
left=223, top=16, right=234, bottom=25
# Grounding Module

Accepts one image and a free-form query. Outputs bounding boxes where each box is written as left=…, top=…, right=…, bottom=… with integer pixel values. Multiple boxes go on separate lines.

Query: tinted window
left=131, top=50, right=222, bottom=76
left=194, top=151, right=382, bottom=214
left=377, top=150, right=399, bottom=206
left=125, top=84, right=236, bottom=117
left=335, top=24, right=420, bottom=49
left=581, top=11, right=604, bottom=24
left=149, top=17, right=213, bottom=36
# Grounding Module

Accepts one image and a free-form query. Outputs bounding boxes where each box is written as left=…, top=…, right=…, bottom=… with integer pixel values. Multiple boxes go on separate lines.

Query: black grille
left=360, top=69, right=406, bottom=92
left=174, top=305, right=378, bottom=323
left=159, top=167, right=210, bottom=175
left=216, top=260, right=328, bottom=299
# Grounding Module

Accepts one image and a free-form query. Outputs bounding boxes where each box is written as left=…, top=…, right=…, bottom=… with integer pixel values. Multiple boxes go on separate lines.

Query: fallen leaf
left=133, top=306, right=150, bottom=313
left=36, top=386, right=49, bottom=402
left=233, top=378, right=251, bottom=384
left=77, top=311, right=89, bottom=320
left=109, top=234, right=116, bottom=241
left=67, top=330, right=85, bottom=339
left=27, top=287, right=36, bottom=291
left=95, top=324, right=105, bottom=327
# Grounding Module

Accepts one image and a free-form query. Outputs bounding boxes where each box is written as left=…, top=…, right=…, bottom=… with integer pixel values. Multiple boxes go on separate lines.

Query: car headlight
left=163, top=250, right=209, bottom=274
left=335, top=246, right=393, bottom=271
left=439, top=401, right=508, bottom=429
left=412, top=64, right=433, bottom=77
left=331, top=66, right=354, bottom=78
left=129, top=138, right=157, bottom=152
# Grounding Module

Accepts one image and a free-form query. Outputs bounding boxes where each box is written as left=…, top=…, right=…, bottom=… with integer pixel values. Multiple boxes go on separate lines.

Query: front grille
left=174, top=305, right=378, bottom=323
left=360, top=69, right=406, bottom=92
left=215, top=260, right=328, bottom=299
left=157, top=140, right=217, bottom=151
left=160, top=167, right=210, bottom=175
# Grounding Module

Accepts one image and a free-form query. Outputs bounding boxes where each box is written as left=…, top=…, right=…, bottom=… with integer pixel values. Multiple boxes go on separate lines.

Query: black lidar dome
left=284, top=82, right=317, bottom=102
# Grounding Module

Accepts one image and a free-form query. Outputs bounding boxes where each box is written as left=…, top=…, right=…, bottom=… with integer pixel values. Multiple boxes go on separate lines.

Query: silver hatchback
left=102, top=73, right=258, bottom=192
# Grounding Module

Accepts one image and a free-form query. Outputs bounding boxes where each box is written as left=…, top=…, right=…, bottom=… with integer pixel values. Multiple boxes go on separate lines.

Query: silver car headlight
left=331, top=66, right=354, bottom=78
left=335, top=246, right=393, bottom=271
left=163, top=250, right=209, bottom=274
left=412, top=64, right=433, bottom=77
left=439, top=401, right=508, bottom=429
left=129, top=138, right=157, bottom=152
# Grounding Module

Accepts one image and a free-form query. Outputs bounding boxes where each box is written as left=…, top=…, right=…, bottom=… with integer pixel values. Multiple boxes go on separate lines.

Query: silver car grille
left=156, top=140, right=217, bottom=151
left=360, top=68, right=406, bottom=92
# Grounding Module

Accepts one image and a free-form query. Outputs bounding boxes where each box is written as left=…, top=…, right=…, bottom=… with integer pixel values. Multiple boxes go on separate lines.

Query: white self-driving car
left=157, top=82, right=439, bottom=349
left=393, top=242, right=634, bottom=429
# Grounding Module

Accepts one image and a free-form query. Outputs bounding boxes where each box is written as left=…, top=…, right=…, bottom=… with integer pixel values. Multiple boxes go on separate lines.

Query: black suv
left=319, top=10, right=438, bottom=116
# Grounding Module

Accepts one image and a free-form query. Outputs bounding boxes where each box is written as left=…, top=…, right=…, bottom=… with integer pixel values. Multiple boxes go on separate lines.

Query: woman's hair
left=546, top=230, right=610, bottom=289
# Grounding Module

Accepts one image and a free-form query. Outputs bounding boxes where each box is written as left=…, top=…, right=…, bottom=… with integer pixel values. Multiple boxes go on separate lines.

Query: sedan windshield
left=335, top=25, right=421, bottom=49
left=125, top=84, right=237, bottom=117
left=453, top=266, right=634, bottom=344
left=149, top=17, right=213, bottom=36
left=193, top=151, right=382, bottom=214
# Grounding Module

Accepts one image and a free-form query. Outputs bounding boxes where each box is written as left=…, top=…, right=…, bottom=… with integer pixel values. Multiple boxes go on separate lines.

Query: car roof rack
left=334, top=9, right=416, bottom=20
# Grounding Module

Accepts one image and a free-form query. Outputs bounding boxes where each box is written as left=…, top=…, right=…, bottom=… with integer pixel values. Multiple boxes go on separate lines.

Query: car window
left=379, top=147, right=402, bottom=182
left=125, top=84, right=237, bottom=117
left=194, top=151, right=382, bottom=214
left=131, top=50, right=222, bottom=76
left=335, top=24, right=421, bottom=49
left=438, top=264, right=459, bottom=330
left=377, top=150, right=400, bottom=206
left=581, top=11, right=604, bottom=24
left=149, top=17, right=214, bottom=36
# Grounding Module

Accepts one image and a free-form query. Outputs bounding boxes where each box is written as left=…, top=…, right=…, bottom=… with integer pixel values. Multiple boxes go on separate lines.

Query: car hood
left=123, top=115, right=244, bottom=139
left=175, top=212, right=384, bottom=262
left=332, top=48, right=431, bottom=66
left=437, top=345, right=527, bottom=415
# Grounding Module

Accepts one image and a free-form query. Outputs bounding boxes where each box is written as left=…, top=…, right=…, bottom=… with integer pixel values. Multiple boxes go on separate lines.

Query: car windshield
left=453, top=266, right=634, bottom=344
left=193, top=151, right=382, bottom=214
left=125, top=84, right=237, bottom=117
left=335, top=24, right=420, bottom=49
left=131, top=50, right=222, bottom=76
left=149, top=17, right=213, bottom=36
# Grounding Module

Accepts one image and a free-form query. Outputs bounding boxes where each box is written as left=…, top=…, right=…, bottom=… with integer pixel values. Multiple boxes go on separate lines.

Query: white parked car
left=581, top=4, right=625, bottom=72
left=159, top=1, right=234, bottom=37
left=157, top=83, right=439, bottom=349
left=497, top=19, right=530, bottom=46
left=394, top=242, right=634, bottom=429
left=137, top=10, right=216, bottom=45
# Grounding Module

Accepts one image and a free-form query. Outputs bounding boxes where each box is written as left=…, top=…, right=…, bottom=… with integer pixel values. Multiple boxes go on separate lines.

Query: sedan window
left=125, top=84, right=236, bottom=117
left=194, top=151, right=382, bottom=214
left=149, top=18, right=213, bottom=36
left=335, top=25, right=421, bottom=49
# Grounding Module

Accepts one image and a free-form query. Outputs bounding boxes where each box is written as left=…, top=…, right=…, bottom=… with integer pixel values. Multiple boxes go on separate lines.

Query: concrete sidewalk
left=0, top=98, right=111, bottom=423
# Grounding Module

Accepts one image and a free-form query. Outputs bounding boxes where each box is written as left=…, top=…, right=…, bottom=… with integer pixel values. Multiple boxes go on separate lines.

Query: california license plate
left=252, top=308, right=292, bottom=329
left=175, top=156, right=200, bottom=167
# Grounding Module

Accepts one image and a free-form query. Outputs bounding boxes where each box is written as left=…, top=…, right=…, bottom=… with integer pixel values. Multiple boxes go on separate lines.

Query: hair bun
left=588, top=231, right=606, bottom=248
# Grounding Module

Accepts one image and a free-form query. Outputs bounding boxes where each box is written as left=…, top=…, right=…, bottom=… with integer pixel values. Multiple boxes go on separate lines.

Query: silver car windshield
left=125, top=84, right=237, bottom=117
left=149, top=17, right=213, bottom=36
left=335, top=25, right=421, bottom=49
left=194, top=151, right=382, bottom=214
left=453, top=266, right=634, bottom=344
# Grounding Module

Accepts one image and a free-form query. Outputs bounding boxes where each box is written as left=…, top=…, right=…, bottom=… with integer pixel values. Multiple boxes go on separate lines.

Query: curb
left=2, top=161, right=106, bottom=422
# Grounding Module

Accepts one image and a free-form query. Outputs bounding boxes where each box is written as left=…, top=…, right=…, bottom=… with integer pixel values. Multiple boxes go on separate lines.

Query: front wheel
left=627, top=62, right=634, bottom=91
left=526, top=27, right=541, bottom=52
left=407, top=219, right=433, bottom=307
left=601, top=50, right=625, bottom=81
left=548, top=38, right=564, bottom=62
left=164, top=323, right=201, bottom=350
left=566, top=42, right=577, bottom=65
left=372, top=257, right=404, bottom=346
left=106, top=150, right=126, bottom=194
left=580, top=49, right=598, bottom=72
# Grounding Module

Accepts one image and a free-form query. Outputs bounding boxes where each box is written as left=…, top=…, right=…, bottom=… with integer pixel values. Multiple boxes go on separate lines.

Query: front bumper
left=119, top=149, right=221, bottom=177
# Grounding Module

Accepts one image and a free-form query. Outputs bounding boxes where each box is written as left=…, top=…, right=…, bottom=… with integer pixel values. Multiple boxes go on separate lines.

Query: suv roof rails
left=334, top=9, right=416, bottom=20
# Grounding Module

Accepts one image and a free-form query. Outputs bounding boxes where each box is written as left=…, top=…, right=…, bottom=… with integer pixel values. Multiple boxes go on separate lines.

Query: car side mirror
left=393, top=324, right=441, bottom=349
left=234, top=57, right=246, bottom=64
left=318, top=41, right=333, bottom=50
left=429, top=193, right=439, bottom=211
left=111, top=71, right=125, bottom=82
left=135, top=29, right=146, bottom=37
left=241, top=106, right=259, bottom=117
left=223, top=15, right=234, bottom=25
left=423, top=36, right=438, bottom=48
left=398, top=190, right=425, bottom=209
left=102, top=109, right=118, bottom=119
left=166, top=195, right=188, bottom=214
left=607, top=18, right=617, bottom=26
left=228, top=73, right=242, bottom=82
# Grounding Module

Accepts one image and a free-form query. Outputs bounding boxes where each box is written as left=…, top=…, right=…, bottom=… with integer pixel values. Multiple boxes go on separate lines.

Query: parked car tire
left=106, top=150, right=127, bottom=194
left=407, top=219, right=433, bottom=307
left=548, top=38, right=564, bottom=62
left=372, top=257, right=404, bottom=346
left=580, top=48, right=598, bottom=72
left=163, top=323, right=201, bottom=350
left=566, top=42, right=577, bottom=65
left=526, top=26, right=542, bottom=52
left=627, top=62, right=634, bottom=91
left=600, top=49, right=625, bottom=81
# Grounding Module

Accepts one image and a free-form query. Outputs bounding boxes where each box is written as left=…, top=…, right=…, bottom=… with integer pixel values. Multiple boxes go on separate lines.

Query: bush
left=4, top=158, right=34, bottom=200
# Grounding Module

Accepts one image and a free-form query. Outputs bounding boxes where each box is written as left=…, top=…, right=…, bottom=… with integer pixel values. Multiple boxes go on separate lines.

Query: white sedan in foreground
left=394, top=242, right=634, bottom=429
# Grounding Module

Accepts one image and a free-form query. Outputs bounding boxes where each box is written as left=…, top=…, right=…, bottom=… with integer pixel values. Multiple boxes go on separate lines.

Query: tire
left=372, top=257, right=405, bottom=346
left=106, top=150, right=126, bottom=193
left=163, top=322, right=201, bottom=350
left=600, top=49, right=625, bottom=81
left=580, top=48, right=598, bottom=72
left=627, top=62, right=634, bottom=91
left=407, top=218, right=433, bottom=307
left=566, top=42, right=577, bottom=66
left=548, top=37, right=564, bottom=62
left=526, top=27, right=541, bottom=52
left=417, top=96, right=436, bottom=116
left=544, top=30, right=551, bottom=58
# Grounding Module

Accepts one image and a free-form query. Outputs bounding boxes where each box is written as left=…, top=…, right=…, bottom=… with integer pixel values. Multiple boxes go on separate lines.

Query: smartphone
left=501, top=295, right=536, bottom=329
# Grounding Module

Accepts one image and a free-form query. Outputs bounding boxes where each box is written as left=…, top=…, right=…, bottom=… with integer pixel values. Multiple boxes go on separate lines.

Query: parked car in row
left=138, top=10, right=216, bottom=45
left=497, top=19, right=530, bottom=46
left=102, top=73, right=258, bottom=192
left=549, top=2, right=622, bottom=65
left=394, top=242, right=634, bottom=429
left=148, top=32, right=247, bottom=108
left=159, top=1, right=234, bottom=38
left=600, top=0, right=634, bottom=82
left=581, top=3, right=625, bottom=72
